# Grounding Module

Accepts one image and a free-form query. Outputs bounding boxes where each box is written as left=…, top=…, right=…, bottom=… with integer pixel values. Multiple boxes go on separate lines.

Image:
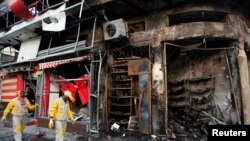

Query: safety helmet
left=63, top=91, right=75, bottom=103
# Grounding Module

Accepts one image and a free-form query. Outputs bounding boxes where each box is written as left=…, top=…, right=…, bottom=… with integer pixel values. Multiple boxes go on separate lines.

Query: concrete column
left=152, top=46, right=165, bottom=134
left=237, top=39, right=250, bottom=124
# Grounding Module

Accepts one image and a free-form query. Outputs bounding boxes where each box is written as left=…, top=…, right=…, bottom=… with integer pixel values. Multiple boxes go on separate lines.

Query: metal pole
left=47, top=34, right=53, bottom=55
left=96, top=50, right=103, bottom=130
left=74, top=23, right=81, bottom=51
left=79, top=0, right=85, bottom=18
left=224, top=49, right=241, bottom=124
left=6, top=12, right=8, bottom=27
left=89, top=53, right=94, bottom=132
left=51, top=78, right=89, bottom=82
left=91, top=17, right=97, bottom=49
left=163, top=43, right=168, bottom=133
left=84, top=64, right=90, bottom=74
left=64, top=2, right=81, bottom=11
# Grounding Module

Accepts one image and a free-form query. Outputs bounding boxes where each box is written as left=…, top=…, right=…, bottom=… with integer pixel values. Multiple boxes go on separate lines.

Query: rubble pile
left=167, top=109, right=208, bottom=141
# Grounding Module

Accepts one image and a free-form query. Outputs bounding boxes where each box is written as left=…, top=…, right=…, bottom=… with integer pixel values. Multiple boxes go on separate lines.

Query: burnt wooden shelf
left=111, top=121, right=129, bottom=124
left=108, top=60, right=133, bottom=129
left=112, top=79, right=132, bottom=82
left=112, top=64, right=128, bottom=67
left=110, top=111, right=130, bottom=116
left=111, top=87, right=131, bottom=90
left=111, top=103, right=130, bottom=106
left=111, top=71, right=128, bottom=74
left=110, top=95, right=132, bottom=98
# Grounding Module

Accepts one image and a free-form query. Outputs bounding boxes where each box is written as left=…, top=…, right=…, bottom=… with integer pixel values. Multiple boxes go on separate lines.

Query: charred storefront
left=126, top=1, right=250, bottom=140
left=1, top=0, right=250, bottom=140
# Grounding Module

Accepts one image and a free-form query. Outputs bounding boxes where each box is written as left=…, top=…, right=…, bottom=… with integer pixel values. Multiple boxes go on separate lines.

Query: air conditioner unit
left=103, top=18, right=128, bottom=41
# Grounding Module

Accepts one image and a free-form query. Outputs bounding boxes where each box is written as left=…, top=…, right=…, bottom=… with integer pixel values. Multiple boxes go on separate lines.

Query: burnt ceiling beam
left=168, top=5, right=230, bottom=15
left=86, top=0, right=112, bottom=5
left=117, top=0, right=142, bottom=13
left=129, top=22, right=248, bottom=47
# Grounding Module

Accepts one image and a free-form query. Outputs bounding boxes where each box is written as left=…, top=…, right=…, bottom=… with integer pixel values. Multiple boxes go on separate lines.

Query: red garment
left=74, top=74, right=89, bottom=105
left=16, top=74, right=24, bottom=96
left=58, top=75, right=77, bottom=99
left=41, top=70, right=50, bottom=116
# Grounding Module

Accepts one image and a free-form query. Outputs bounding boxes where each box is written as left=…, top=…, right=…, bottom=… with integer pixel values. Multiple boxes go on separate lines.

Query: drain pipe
left=237, top=38, right=250, bottom=124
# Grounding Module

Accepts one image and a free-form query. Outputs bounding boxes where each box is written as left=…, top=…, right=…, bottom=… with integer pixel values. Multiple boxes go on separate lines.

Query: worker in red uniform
left=1, top=90, right=37, bottom=141
left=49, top=90, right=75, bottom=141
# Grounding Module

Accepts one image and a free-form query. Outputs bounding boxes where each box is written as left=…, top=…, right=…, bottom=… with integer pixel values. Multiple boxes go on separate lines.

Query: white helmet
left=63, top=91, right=75, bottom=103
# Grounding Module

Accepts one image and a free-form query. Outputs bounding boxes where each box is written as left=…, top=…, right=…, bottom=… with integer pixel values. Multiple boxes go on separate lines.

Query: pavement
left=0, top=120, right=149, bottom=141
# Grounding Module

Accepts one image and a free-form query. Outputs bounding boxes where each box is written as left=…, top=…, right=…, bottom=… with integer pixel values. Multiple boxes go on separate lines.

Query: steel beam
left=129, top=22, right=243, bottom=47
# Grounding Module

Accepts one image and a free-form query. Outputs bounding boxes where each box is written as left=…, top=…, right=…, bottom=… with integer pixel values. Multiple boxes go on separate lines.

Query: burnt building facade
left=1, top=0, right=250, bottom=140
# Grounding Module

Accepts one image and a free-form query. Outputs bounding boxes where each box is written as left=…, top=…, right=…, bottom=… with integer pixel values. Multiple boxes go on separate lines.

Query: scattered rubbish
left=83, top=115, right=90, bottom=121
left=74, top=114, right=84, bottom=121
left=111, top=123, right=120, bottom=131
left=128, top=116, right=139, bottom=130
left=92, top=133, right=100, bottom=138
left=151, top=134, right=157, bottom=139
left=171, top=133, right=176, bottom=139
left=107, top=134, right=112, bottom=140
left=230, top=111, right=238, bottom=125
left=193, top=134, right=197, bottom=139
left=223, top=101, right=229, bottom=106
left=201, top=110, right=226, bottom=125
left=202, top=128, right=208, bottom=135
left=157, top=134, right=168, bottom=140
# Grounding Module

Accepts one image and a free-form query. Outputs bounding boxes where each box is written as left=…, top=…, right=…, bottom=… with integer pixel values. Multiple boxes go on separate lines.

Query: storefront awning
left=38, top=56, right=88, bottom=70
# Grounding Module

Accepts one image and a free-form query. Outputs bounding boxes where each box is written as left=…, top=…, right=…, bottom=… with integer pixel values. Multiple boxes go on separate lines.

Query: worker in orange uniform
left=49, top=90, right=76, bottom=141
left=1, top=90, right=38, bottom=141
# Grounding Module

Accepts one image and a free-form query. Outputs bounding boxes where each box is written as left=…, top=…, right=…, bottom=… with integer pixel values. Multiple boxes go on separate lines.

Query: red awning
left=40, top=70, right=50, bottom=116
left=38, top=56, right=88, bottom=70
left=1, top=74, right=24, bottom=102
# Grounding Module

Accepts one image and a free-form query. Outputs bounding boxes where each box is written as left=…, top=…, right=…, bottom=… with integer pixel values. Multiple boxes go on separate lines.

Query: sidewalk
left=1, top=122, right=148, bottom=141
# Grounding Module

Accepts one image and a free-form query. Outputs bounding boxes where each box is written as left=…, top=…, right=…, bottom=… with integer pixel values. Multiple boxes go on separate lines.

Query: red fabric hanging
left=41, top=70, right=50, bottom=116
left=74, top=74, right=89, bottom=105
left=16, top=74, right=25, bottom=97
